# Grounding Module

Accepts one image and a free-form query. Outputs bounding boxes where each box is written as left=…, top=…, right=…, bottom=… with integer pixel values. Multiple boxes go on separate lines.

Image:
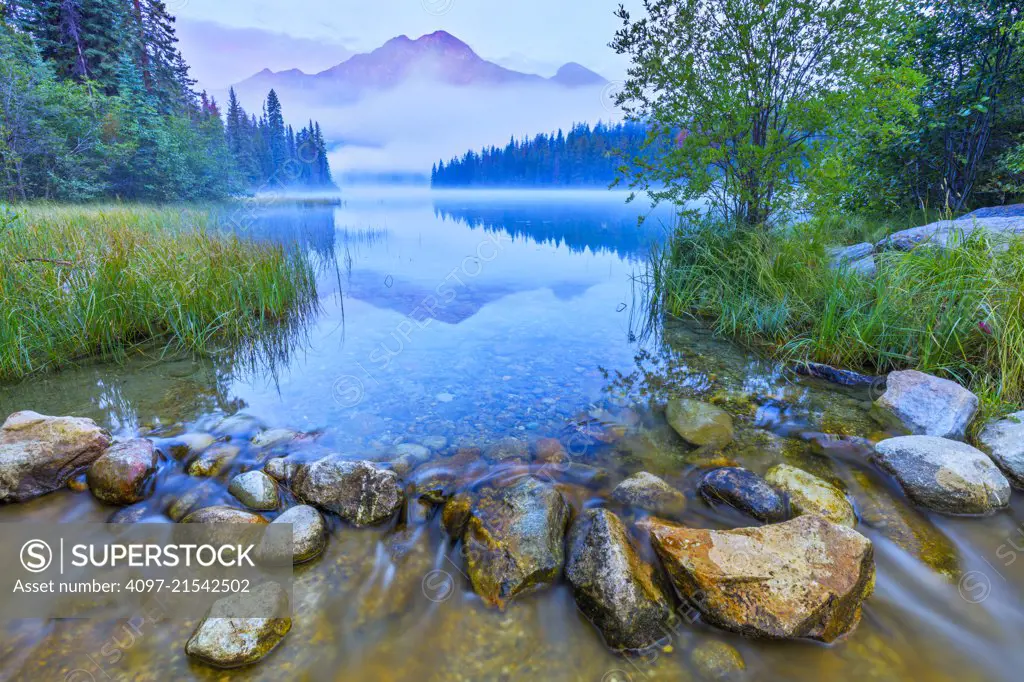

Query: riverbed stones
left=185, top=582, right=291, bottom=668
left=565, top=508, right=675, bottom=652
left=765, top=464, right=856, bottom=527
left=86, top=439, right=158, bottom=505
left=264, top=457, right=300, bottom=483
left=464, top=477, right=570, bottom=609
left=181, top=505, right=268, bottom=525
left=167, top=432, right=216, bottom=460
left=612, top=471, right=686, bottom=516
left=978, top=411, right=1024, bottom=487
left=251, top=428, right=300, bottom=448
left=665, top=398, right=734, bottom=448
left=690, top=640, right=746, bottom=680
left=186, top=443, right=240, bottom=477
left=442, top=491, right=473, bottom=537
left=0, top=411, right=112, bottom=503
left=483, top=436, right=530, bottom=462
left=534, top=437, right=569, bottom=464
left=872, top=436, right=1010, bottom=515
left=266, top=505, right=327, bottom=564
left=874, top=370, right=979, bottom=440
left=699, top=467, right=787, bottom=522
left=293, top=456, right=403, bottom=527
left=228, top=471, right=280, bottom=511
left=212, top=413, right=266, bottom=440
left=642, top=514, right=875, bottom=642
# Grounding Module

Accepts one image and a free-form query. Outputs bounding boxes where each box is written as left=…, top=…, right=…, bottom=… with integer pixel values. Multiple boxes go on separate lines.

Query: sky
left=175, top=0, right=642, bottom=86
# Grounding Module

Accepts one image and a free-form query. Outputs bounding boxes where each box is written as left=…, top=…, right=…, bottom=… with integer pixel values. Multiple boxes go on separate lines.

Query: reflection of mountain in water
left=432, top=197, right=672, bottom=259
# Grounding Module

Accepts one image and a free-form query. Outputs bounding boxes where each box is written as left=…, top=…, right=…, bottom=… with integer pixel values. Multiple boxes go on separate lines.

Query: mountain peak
left=551, top=62, right=607, bottom=87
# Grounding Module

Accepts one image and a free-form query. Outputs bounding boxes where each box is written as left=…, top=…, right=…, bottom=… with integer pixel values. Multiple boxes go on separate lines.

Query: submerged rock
left=765, top=464, right=856, bottom=527
left=293, top=456, right=403, bottom=527
left=978, top=411, right=1024, bottom=487
left=665, top=398, right=734, bottom=448
left=251, top=428, right=300, bottom=448
left=464, top=477, right=570, bottom=609
left=612, top=471, right=686, bottom=516
left=167, top=432, right=216, bottom=461
left=642, top=514, right=875, bottom=642
left=87, top=439, right=158, bottom=505
left=441, top=491, right=473, bottom=538
left=872, top=436, right=1010, bottom=515
left=690, top=640, right=746, bottom=680
left=534, top=437, right=569, bottom=464
left=565, top=508, right=675, bottom=652
left=212, top=413, right=267, bottom=440
left=699, top=467, right=787, bottom=522
left=874, top=370, right=979, bottom=440
left=793, top=362, right=880, bottom=388
left=185, top=582, right=291, bottom=668
left=186, top=443, right=240, bottom=477
left=483, top=437, right=530, bottom=462
left=228, top=471, right=280, bottom=511
left=0, top=411, right=112, bottom=503
left=264, top=505, right=327, bottom=564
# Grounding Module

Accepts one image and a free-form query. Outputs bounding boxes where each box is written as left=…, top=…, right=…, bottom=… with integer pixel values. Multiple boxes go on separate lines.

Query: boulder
left=181, top=505, right=268, bottom=525
left=464, top=477, right=570, bottom=608
left=764, top=464, right=856, bottom=527
left=86, top=439, right=158, bottom=505
left=264, top=505, right=326, bottom=564
left=293, top=456, right=403, bottom=527
left=228, top=471, right=280, bottom=511
left=264, top=457, right=300, bottom=483
left=872, top=436, right=1010, bottom=515
left=565, top=509, right=675, bottom=652
left=829, top=243, right=876, bottom=278
left=665, top=399, right=734, bottom=448
left=699, top=467, right=787, bottom=522
left=483, top=437, right=530, bottom=462
left=612, top=472, right=686, bottom=516
left=877, top=216, right=1024, bottom=252
left=978, top=411, right=1024, bottom=487
left=185, top=582, right=291, bottom=668
left=642, top=514, right=874, bottom=642
left=0, top=411, right=112, bottom=503
left=874, top=370, right=979, bottom=439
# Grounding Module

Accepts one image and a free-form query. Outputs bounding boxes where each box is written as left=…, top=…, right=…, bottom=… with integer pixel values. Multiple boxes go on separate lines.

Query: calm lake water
left=2, top=190, right=1024, bottom=681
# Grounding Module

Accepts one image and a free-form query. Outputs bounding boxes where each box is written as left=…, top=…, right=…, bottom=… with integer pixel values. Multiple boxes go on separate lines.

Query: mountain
left=233, top=31, right=606, bottom=97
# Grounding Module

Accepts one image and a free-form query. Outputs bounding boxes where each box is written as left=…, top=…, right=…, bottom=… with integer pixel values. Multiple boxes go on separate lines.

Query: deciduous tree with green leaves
left=612, top=0, right=904, bottom=227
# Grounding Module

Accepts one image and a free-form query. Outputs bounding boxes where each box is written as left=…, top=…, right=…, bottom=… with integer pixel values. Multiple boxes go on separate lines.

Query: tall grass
left=651, top=215, right=1024, bottom=421
left=0, top=204, right=317, bottom=380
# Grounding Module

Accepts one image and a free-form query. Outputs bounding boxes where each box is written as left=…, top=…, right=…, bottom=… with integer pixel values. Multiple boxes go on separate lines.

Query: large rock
left=877, top=216, right=1024, bottom=252
left=228, top=471, right=280, bottom=511
left=665, top=398, right=734, bottom=448
left=293, top=456, right=403, bottom=527
left=185, top=582, right=291, bottom=668
left=87, top=439, right=158, bottom=505
left=765, top=464, right=856, bottom=527
left=829, top=243, right=876, bottom=278
left=181, top=505, right=268, bottom=525
left=978, top=411, right=1024, bottom=487
left=699, top=467, right=787, bottom=522
left=464, top=477, right=570, bottom=609
left=0, top=411, right=112, bottom=503
left=642, top=515, right=875, bottom=642
left=874, top=370, right=979, bottom=439
left=612, top=472, right=686, bottom=516
left=872, top=436, right=1010, bottom=515
left=186, top=443, right=240, bottom=477
left=565, top=509, right=675, bottom=652
left=262, top=505, right=327, bottom=564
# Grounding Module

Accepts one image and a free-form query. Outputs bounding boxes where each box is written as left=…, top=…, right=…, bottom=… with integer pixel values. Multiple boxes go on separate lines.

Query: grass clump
left=0, top=204, right=317, bottom=380
left=651, top=214, right=1024, bottom=421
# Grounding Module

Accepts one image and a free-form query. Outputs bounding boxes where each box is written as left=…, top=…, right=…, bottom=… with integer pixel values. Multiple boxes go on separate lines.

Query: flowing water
left=2, top=189, right=1024, bottom=681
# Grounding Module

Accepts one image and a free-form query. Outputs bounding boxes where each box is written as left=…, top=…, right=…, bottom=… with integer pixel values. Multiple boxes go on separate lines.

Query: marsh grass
left=0, top=204, right=317, bottom=380
left=649, top=214, right=1024, bottom=427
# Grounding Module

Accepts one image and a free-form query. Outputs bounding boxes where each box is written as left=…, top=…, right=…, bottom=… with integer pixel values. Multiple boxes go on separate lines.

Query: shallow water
left=2, top=189, right=1024, bottom=681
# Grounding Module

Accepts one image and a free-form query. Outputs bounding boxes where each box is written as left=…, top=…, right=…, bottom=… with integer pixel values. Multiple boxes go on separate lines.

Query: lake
left=1, top=190, right=1023, bottom=681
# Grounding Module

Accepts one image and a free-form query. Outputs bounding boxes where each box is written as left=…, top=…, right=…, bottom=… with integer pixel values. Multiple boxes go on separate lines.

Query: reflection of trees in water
left=214, top=204, right=339, bottom=267
left=432, top=199, right=673, bottom=260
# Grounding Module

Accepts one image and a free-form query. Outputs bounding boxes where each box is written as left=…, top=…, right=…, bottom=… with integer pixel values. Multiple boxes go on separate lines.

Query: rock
left=665, top=399, right=734, bottom=448
left=612, top=472, right=686, bottom=516
left=829, top=243, right=876, bottom=278
left=847, top=255, right=878, bottom=278
left=874, top=370, right=979, bottom=439
left=181, top=505, right=268, bottom=525
left=793, top=362, right=880, bottom=388
left=212, top=413, right=266, bottom=440
left=534, top=437, right=568, bottom=464
left=166, top=481, right=219, bottom=521
left=464, top=477, right=570, bottom=608
left=877, top=216, right=1024, bottom=252
left=643, top=514, right=874, bottom=642
left=765, top=464, right=856, bottom=527
left=292, top=456, right=403, bottom=527
left=420, top=435, right=449, bottom=452
left=393, top=443, right=431, bottom=465
left=978, top=411, right=1024, bottom=487
left=565, top=509, right=675, bottom=652
left=441, top=492, right=473, bottom=537
left=699, top=467, right=787, bottom=522
left=690, top=641, right=746, bottom=680
left=185, top=582, right=291, bottom=668
left=167, top=432, right=216, bottom=460
left=265, top=505, right=326, bottom=564
left=483, top=436, right=530, bottom=462
left=228, top=471, right=280, bottom=511
left=86, top=439, right=158, bottom=505
left=872, top=436, right=1010, bottom=515
left=186, top=443, right=240, bottom=477
left=0, top=411, right=112, bottom=503
left=251, top=428, right=299, bottom=448
left=264, top=457, right=299, bottom=483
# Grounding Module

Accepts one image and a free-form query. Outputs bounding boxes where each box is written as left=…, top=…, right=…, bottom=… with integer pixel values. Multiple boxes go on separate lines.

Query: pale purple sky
left=175, top=0, right=642, bottom=88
